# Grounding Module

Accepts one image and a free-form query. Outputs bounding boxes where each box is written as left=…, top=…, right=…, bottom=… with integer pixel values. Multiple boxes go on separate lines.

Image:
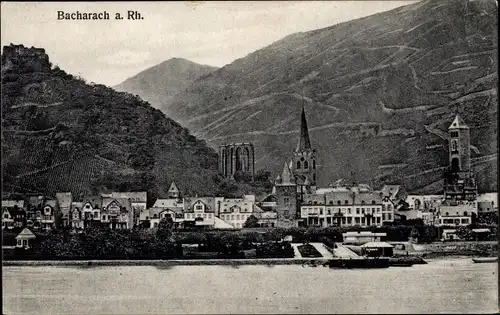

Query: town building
left=218, top=195, right=256, bottom=228
left=101, top=197, right=134, bottom=229
left=1, top=200, right=25, bottom=230
left=300, top=184, right=387, bottom=227
left=55, top=192, right=73, bottom=228
left=182, top=197, right=220, bottom=229
left=15, top=228, right=36, bottom=249
left=103, top=191, right=147, bottom=226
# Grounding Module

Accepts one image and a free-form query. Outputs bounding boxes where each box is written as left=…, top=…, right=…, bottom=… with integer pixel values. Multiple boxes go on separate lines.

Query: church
left=259, top=105, right=318, bottom=227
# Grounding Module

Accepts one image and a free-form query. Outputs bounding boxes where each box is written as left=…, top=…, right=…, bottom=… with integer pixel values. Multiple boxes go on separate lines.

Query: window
left=450, top=131, right=459, bottom=138
left=3, top=213, right=8, bottom=219
left=361, top=208, right=365, bottom=214
left=445, top=212, right=449, bottom=216
left=23, top=239, right=28, bottom=247
left=361, top=200, right=365, bottom=205
left=102, top=215, right=106, bottom=221
left=345, top=200, right=349, bottom=205
left=320, top=209, right=323, bottom=215
left=451, top=140, right=458, bottom=152
left=195, top=205, right=203, bottom=211
left=356, top=208, right=360, bottom=214
left=236, top=215, right=240, bottom=220
left=313, top=160, right=316, bottom=169
left=371, top=200, right=376, bottom=205
left=304, top=161, right=309, bottom=169
left=297, top=161, right=301, bottom=169
left=337, top=200, right=341, bottom=205
left=464, top=211, right=468, bottom=216
left=284, top=210, right=290, bottom=218
left=327, top=209, right=331, bottom=215
left=284, top=198, right=290, bottom=205
left=313, top=174, right=316, bottom=182
left=231, top=215, right=235, bottom=220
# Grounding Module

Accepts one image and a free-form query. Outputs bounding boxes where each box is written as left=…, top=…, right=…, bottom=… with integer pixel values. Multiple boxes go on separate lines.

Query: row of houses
left=2, top=182, right=279, bottom=231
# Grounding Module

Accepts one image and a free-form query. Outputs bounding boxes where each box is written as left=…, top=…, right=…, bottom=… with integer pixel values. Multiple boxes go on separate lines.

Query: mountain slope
left=114, top=58, right=218, bottom=110
left=1, top=45, right=221, bottom=203
left=165, top=0, right=498, bottom=193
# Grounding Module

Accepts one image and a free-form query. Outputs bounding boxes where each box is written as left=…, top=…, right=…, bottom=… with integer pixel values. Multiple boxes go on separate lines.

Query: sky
left=1, top=1, right=417, bottom=86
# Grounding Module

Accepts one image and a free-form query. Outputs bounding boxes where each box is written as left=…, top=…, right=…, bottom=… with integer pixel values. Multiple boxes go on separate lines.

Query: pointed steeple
left=296, top=104, right=312, bottom=151
left=448, top=114, right=469, bottom=130
left=280, top=162, right=295, bottom=185
left=167, top=181, right=180, bottom=199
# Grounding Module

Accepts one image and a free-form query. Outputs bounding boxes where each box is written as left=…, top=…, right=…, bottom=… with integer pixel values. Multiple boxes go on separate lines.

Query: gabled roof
left=109, top=192, right=147, bottom=203
left=168, top=182, right=179, bottom=193
left=448, top=114, right=469, bottom=130
left=44, top=200, right=57, bottom=208
left=16, top=228, right=36, bottom=239
left=153, top=199, right=182, bottom=208
left=102, top=197, right=132, bottom=211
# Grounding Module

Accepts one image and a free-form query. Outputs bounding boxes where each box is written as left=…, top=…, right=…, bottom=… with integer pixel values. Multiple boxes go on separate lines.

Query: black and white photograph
left=1, top=0, right=498, bottom=314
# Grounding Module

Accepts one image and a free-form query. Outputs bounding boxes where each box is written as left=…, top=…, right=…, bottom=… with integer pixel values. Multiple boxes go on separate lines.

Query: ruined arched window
left=297, top=161, right=301, bottom=169
left=304, top=161, right=309, bottom=169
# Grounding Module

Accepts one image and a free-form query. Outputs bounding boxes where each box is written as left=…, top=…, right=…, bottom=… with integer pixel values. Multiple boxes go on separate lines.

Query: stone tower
left=291, top=105, right=317, bottom=185
left=272, top=162, right=298, bottom=227
left=448, top=114, right=471, bottom=173
left=219, top=143, right=255, bottom=180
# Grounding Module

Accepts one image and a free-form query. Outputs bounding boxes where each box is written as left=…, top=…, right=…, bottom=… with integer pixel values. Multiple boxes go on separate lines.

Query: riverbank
left=2, top=258, right=331, bottom=267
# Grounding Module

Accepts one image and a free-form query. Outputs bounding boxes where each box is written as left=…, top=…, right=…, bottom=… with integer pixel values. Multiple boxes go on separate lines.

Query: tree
left=422, top=225, right=437, bottom=243
left=244, top=215, right=259, bottom=228
left=409, top=226, right=420, bottom=241
left=156, top=217, right=174, bottom=240
left=456, top=226, right=475, bottom=241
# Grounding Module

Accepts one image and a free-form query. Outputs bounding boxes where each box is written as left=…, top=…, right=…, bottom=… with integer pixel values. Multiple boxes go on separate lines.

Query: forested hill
left=1, top=44, right=223, bottom=203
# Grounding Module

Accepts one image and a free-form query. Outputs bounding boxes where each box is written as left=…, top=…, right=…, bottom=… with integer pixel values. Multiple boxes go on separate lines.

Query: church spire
left=296, top=103, right=311, bottom=151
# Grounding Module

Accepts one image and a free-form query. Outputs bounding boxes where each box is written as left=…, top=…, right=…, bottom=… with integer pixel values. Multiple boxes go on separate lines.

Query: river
left=2, top=258, right=497, bottom=314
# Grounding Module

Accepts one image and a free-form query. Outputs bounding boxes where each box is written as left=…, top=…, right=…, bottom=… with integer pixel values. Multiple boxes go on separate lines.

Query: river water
left=2, top=258, right=498, bottom=314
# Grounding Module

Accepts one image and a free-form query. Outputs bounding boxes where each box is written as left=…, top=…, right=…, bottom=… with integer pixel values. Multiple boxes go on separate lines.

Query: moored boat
left=472, top=257, right=498, bottom=263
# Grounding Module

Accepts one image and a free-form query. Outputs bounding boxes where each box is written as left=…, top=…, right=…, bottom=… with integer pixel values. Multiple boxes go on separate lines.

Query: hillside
left=114, top=58, right=218, bottom=110
left=165, top=0, right=498, bottom=193
left=1, top=45, right=222, bottom=203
